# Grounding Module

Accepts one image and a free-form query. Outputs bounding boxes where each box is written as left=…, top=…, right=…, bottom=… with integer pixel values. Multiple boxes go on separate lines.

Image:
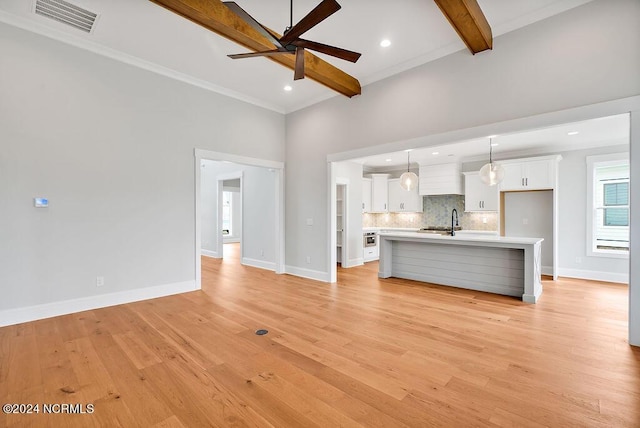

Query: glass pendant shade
left=400, top=171, right=418, bottom=191
left=479, top=162, right=505, bottom=186
left=400, top=151, right=418, bottom=191
left=479, top=137, right=504, bottom=186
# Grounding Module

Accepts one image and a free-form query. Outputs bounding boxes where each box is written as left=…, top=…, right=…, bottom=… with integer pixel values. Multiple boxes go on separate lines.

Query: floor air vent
left=34, top=0, right=97, bottom=33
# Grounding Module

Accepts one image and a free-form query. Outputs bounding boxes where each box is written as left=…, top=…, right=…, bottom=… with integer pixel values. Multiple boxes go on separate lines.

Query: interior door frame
left=337, top=180, right=349, bottom=267
left=194, top=149, right=285, bottom=289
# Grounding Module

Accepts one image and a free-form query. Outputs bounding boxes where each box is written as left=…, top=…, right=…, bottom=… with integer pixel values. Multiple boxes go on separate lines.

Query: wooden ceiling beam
left=149, top=0, right=361, bottom=97
left=433, top=0, right=492, bottom=54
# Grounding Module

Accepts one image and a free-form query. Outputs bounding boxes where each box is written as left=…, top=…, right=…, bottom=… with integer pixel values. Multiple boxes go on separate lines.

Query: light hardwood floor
left=1, top=243, right=638, bottom=427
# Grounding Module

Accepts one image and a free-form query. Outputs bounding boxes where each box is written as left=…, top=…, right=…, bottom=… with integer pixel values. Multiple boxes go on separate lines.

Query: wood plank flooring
left=1, top=243, right=638, bottom=427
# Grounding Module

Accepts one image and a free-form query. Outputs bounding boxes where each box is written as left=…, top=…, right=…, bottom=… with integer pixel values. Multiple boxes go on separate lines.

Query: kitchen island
left=378, top=231, right=544, bottom=303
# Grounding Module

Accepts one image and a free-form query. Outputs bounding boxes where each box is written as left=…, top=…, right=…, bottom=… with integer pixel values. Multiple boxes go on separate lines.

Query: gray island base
left=378, top=232, right=544, bottom=303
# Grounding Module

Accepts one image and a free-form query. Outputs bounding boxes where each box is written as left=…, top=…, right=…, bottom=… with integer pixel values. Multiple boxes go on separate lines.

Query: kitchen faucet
left=451, top=208, right=458, bottom=236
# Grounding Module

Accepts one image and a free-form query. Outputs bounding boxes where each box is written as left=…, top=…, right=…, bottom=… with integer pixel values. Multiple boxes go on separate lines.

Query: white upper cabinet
left=370, top=174, right=389, bottom=213
left=419, top=163, right=463, bottom=195
left=362, top=178, right=372, bottom=213
left=499, top=156, right=560, bottom=191
left=463, top=171, right=498, bottom=211
left=388, top=178, right=424, bottom=212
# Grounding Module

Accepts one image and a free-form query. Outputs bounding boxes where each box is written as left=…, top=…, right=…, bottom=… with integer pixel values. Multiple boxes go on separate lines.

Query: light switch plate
left=34, top=198, right=48, bottom=208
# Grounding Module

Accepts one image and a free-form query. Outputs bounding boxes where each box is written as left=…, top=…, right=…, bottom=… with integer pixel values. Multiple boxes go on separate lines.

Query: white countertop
left=378, top=231, right=543, bottom=246
left=363, top=227, right=420, bottom=233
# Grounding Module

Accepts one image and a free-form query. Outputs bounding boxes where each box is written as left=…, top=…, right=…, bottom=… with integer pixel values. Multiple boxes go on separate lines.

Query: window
left=222, top=191, right=232, bottom=236
left=603, top=182, right=629, bottom=226
left=586, top=154, right=629, bottom=257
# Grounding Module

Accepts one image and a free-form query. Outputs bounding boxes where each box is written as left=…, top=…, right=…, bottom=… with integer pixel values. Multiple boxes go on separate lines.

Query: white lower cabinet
left=463, top=171, right=498, bottom=212
left=364, top=244, right=379, bottom=262
left=388, top=178, right=423, bottom=212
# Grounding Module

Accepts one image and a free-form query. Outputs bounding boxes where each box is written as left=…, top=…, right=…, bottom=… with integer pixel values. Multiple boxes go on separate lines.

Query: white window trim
left=586, top=153, right=629, bottom=259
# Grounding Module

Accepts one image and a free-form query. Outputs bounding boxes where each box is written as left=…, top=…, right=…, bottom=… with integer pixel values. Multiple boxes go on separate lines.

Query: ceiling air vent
left=34, top=0, right=97, bottom=33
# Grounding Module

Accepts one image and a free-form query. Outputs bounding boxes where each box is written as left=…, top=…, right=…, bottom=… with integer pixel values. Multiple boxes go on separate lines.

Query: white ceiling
left=0, top=0, right=596, bottom=113
left=353, top=113, right=630, bottom=170
left=1, top=0, right=624, bottom=168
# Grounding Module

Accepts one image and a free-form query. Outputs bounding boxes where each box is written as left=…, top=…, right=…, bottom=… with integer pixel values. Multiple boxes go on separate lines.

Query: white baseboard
left=201, top=249, right=220, bottom=258
left=285, top=265, right=330, bottom=282
left=542, top=265, right=554, bottom=276
left=342, top=258, right=364, bottom=268
left=557, top=268, right=628, bottom=284
left=0, top=280, right=197, bottom=327
left=242, top=257, right=276, bottom=271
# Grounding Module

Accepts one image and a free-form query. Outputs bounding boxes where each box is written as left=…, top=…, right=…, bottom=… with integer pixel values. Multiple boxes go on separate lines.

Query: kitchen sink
left=417, top=226, right=461, bottom=236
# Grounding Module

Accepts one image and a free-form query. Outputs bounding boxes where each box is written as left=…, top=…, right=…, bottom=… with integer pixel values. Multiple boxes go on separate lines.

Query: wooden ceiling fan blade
left=223, top=2, right=284, bottom=49
left=228, top=49, right=286, bottom=59
left=294, top=47, right=305, bottom=80
left=292, top=39, right=360, bottom=63
left=279, top=0, right=341, bottom=45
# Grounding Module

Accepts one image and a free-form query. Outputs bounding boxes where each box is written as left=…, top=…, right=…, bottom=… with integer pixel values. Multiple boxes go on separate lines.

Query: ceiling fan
left=224, top=0, right=361, bottom=81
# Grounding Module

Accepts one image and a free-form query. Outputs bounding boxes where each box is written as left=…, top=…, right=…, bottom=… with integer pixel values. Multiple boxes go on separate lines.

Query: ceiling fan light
left=400, top=171, right=418, bottom=191
left=479, top=162, right=505, bottom=186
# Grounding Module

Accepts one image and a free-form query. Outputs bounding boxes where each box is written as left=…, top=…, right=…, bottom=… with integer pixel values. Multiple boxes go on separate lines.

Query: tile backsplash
left=363, top=194, right=498, bottom=231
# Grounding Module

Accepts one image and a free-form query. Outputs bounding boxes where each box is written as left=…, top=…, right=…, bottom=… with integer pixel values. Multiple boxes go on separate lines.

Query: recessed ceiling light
left=567, top=131, right=579, bottom=135
left=385, top=158, right=392, bottom=162
left=487, top=134, right=498, bottom=139
left=284, top=85, right=292, bottom=92
left=432, top=151, right=439, bottom=155
left=380, top=39, right=391, bottom=48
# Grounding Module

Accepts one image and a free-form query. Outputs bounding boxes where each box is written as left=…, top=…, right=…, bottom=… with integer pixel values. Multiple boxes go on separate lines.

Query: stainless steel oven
left=363, top=232, right=377, bottom=247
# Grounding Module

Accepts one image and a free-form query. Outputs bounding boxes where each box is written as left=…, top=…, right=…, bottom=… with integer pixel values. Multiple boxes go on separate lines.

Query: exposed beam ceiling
left=434, top=0, right=492, bottom=54
left=149, top=0, right=361, bottom=98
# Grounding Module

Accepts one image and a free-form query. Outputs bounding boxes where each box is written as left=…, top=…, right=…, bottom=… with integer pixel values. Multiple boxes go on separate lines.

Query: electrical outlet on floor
left=96, top=276, right=104, bottom=287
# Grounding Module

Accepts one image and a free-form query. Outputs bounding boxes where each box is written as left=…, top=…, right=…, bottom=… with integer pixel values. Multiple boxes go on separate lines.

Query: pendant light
left=400, top=150, right=418, bottom=191
left=479, top=137, right=504, bottom=186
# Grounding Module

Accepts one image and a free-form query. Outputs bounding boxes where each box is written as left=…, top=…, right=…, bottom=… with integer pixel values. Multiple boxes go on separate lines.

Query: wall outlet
left=575, top=257, right=582, bottom=264
left=306, top=256, right=311, bottom=264
left=306, top=218, right=313, bottom=226
left=260, top=249, right=264, bottom=257
left=96, top=276, right=105, bottom=287
left=482, top=217, right=487, bottom=224
left=522, top=218, right=529, bottom=225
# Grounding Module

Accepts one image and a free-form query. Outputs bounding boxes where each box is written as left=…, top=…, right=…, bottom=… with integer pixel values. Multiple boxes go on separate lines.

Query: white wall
left=242, top=167, right=278, bottom=267
left=285, top=0, right=640, bottom=276
left=504, top=191, right=554, bottom=274
left=557, top=145, right=629, bottom=282
left=0, top=23, right=284, bottom=323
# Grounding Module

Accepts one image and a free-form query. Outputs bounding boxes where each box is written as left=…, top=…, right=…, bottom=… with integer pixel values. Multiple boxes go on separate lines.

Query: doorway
left=194, top=149, right=285, bottom=289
